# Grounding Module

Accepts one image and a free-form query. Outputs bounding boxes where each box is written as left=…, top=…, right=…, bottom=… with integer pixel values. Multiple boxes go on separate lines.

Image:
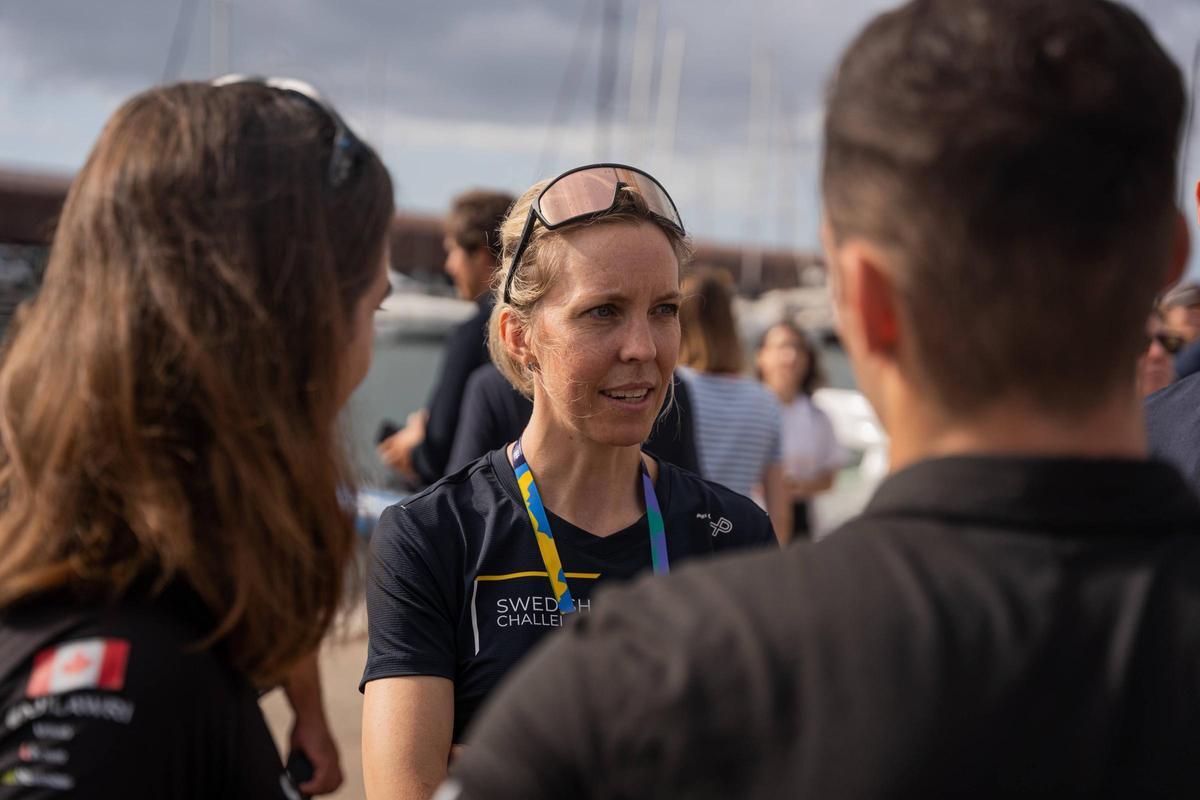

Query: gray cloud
left=3, top=0, right=1200, bottom=252
left=0, top=0, right=880, bottom=149
left=9, top=0, right=1197, bottom=155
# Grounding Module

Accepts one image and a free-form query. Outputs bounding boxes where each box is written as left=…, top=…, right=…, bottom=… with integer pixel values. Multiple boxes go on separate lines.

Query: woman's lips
left=598, top=384, right=655, bottom=406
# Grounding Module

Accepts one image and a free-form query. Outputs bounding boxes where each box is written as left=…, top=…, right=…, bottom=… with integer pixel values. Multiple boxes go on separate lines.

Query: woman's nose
left=620, top=317, right=657, bottom=362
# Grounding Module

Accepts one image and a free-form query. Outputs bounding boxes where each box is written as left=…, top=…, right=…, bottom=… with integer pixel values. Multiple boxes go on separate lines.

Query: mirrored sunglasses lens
left=539, top=168, right=620, bottom=226
left=617, top=169, right=682, bottom=230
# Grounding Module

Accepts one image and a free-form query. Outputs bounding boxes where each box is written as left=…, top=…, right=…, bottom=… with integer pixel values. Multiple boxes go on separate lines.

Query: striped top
left=677, top=366, right=783, bottom=499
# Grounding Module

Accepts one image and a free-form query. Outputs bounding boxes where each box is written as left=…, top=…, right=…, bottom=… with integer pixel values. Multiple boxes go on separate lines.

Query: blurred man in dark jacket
left=379, top=189, right=512, bottom=485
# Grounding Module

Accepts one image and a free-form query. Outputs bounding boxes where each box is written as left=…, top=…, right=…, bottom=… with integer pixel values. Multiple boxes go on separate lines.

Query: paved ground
left=261, top=604, right=370, bottom=800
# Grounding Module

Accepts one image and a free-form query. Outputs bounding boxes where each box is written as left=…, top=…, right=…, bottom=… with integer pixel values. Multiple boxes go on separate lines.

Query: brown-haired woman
left=677, top=268, right=792, bottom=541
left=756, top=321, right=846, bottom=537
left=0, top=79, right=393, bottom=797
left=360, top=164, right=776, bottom=798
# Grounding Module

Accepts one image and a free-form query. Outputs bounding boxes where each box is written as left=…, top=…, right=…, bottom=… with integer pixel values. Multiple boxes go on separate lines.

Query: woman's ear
left=499, top=307, right=532, bottom=367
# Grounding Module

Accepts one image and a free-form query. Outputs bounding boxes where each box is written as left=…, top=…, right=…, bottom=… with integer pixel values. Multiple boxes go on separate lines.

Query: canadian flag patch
left=25, top=638, right=130, bottom=698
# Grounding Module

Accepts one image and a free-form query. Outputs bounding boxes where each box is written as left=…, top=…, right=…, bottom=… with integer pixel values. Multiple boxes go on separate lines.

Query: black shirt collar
left=860, top=456, right=1200, bottom=534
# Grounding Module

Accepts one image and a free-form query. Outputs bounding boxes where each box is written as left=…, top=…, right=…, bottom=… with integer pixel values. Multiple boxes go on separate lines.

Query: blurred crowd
left=4, top=1, right=1200, bottom=799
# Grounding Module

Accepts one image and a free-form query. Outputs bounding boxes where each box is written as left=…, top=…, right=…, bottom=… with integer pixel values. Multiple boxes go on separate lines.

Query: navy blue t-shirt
left=360, top=447, right=776, bottom=740
left=410, top=298, right=494, bottom=486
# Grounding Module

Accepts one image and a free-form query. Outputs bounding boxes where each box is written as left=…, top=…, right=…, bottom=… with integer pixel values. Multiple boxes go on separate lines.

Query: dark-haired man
left=444, top=1, right=1200, bottom=796
left=380, top=189, right=513, bottom=486
left=1154, top=279, right=1200, bottom=380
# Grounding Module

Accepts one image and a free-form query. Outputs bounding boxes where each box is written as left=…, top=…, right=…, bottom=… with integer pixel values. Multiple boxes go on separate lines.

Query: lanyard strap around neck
left=511, top=438, right=669, bottom=615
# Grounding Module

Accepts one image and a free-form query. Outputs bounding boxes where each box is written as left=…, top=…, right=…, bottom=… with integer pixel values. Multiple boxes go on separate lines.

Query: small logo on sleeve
left=25, top=639, right=130, bottom=698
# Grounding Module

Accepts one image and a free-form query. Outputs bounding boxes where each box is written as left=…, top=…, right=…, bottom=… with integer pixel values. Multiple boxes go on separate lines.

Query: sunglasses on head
left=1147, top=332, right=1186, bottom=355
left=501, top=163, right=684, bottom=305
left=212, top=74, right=362, bottom=187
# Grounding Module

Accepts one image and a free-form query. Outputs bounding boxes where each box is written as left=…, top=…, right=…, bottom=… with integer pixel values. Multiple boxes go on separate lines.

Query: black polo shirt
left=449, top=456, right=1200, bottom=798
left=360, top=447, right=775, bottom=741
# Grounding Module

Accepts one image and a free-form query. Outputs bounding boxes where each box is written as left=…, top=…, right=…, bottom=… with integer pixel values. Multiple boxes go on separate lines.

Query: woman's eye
left=588, top=305, right=617, bottom=319
left=655, top=303, right=680, bottom=316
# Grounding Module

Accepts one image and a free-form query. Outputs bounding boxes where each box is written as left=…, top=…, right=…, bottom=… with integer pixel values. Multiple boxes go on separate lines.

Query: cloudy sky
left=3, top=0, right=1200, bottom=265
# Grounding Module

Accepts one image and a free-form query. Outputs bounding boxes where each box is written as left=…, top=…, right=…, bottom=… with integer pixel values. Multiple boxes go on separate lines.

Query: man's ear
left=833, top=238, right=900, bottom=357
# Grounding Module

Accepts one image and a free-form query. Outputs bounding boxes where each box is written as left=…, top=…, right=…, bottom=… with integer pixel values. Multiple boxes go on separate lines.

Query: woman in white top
left=677, top=268, right=790, bottom=541
left=756, top=321, right=845, bottom=538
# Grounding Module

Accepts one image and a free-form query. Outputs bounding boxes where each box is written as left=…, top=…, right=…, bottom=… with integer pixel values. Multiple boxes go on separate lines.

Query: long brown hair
left=0, top=82, right=393, bottom=685
left=679, top=267, right=743, bottom=374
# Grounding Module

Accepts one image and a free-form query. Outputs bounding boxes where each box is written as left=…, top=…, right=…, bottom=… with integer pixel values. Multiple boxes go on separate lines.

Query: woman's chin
left=580, top=420, right=656, bottom=450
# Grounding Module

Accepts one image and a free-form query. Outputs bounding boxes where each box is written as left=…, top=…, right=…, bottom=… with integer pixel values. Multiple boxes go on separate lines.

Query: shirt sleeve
left=734, top=499, right=779, bottom=549
left=412, top=311, right=489, bottom=484
left=768, top=392, right=784, bottom=464
left=446, top=368, right=498, bottom=475
left=446, top=366, right=530, bottom=474
left=360, top=504, right=460, bottom=689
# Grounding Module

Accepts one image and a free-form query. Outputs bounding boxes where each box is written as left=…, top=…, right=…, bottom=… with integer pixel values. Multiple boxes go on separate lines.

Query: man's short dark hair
left=445, top=189, right=515, bottom=262
left=822, top=0, right=1184, bottom=414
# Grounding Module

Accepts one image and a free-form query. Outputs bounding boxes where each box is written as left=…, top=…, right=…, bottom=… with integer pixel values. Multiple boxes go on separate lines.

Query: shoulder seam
left=398, top=458, right=497, bottom=510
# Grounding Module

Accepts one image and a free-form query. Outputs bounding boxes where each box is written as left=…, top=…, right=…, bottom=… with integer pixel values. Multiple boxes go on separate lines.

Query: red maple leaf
left=61, top=652, right=92, bottom=674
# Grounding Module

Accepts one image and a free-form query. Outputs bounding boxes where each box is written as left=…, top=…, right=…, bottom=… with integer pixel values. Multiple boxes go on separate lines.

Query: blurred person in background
left=360, top=165, right=775, bottom=799
left=1138, top=309, right=1182, bottom=397
left=1158, top=281, right=1200, bottom=380
left=379, top=189, right=513, bottom=486
left=1159, top=281, right=1200, bottom=340
left=447, top=1, right=1200, bottom=796
left=1147, top=189, right=1200, bottom=488
left=0, top=78, right=393, bottom=797
left=677, top=267, right=790, bottom=540
left=755, top=320, right=844, bottom=539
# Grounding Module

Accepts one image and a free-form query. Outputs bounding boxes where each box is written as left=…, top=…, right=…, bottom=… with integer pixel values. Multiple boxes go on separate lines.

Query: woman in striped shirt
left=677, top=268, right=791, bottom=541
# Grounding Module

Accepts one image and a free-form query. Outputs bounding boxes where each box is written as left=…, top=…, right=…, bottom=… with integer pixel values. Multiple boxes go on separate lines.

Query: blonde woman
left=361, top=164, right=775, bottom=798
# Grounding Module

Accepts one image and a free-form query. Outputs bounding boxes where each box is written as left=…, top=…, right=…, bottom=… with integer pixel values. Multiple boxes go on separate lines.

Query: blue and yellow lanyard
left=511, top=438, right=669, bottom=614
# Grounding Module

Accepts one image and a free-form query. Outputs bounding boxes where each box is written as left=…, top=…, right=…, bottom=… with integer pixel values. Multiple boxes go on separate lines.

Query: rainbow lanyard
left=511, top=438, right=669, bottom=614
